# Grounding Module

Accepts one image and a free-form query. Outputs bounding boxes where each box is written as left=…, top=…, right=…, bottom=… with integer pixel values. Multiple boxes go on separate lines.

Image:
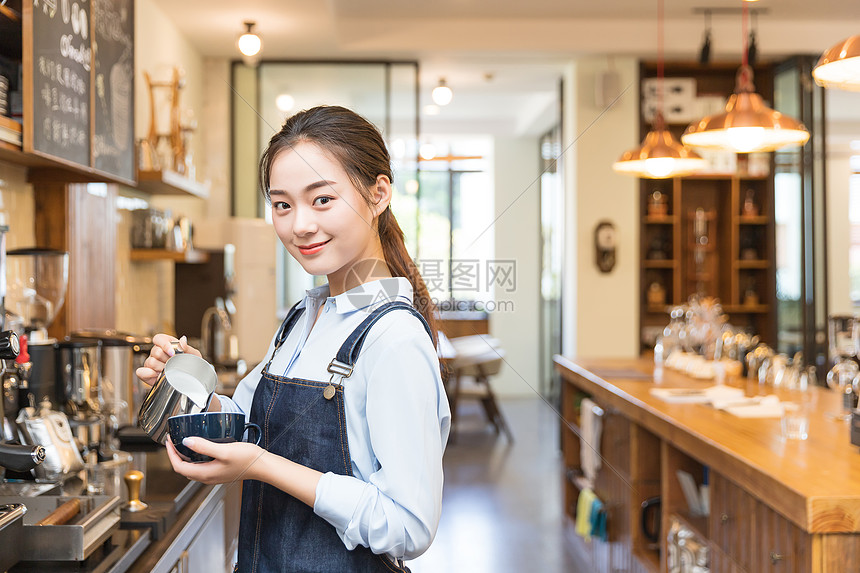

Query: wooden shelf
left=734, top=259, right=770, bottom=269
left=130, top=249, right=210, bottom=263
left=632, top=548, right=660, bottom=573
left=646, top=305, right=671, bottom=314
left=738, top=215, right=769, bottom=225
left=643, top=215, right=677, bottom=224
left=643, top=259, right=676, bottom=268
left=0, top=116, right=22, bottom=147
left=137, top=169, right=210, bottom=198
left=673, top=510, right=709, bottom=542
left=723, top=304, right=770, bottom=314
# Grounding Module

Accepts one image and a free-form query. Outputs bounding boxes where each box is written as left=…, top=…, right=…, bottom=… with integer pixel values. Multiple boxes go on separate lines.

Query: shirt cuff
left=215, top=394, right=243, bottom=414
left=313, top=472, right=367, bottom=537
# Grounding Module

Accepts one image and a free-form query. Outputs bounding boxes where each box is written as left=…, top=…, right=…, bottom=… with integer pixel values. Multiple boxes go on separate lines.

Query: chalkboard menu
left=92, top=0, right=134, bottom=182
left=27, top=0, right=92, bottom=168
left=25, top=0, right=135, bottom=183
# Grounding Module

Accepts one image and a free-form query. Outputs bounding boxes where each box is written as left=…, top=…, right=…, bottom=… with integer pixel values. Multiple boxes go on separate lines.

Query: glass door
left=539, top=124, right=563, bottom=399
left=773, top=56, right=827, bottom=376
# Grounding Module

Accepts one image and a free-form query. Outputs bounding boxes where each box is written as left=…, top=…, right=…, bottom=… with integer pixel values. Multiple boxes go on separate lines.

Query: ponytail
left=377, top=207, right=439, bottom=347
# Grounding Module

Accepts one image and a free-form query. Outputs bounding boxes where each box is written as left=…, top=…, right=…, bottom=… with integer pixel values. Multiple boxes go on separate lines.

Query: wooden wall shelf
left=130, top=249, right=210, bottom=264
left=137, top=169, right=211, bottom=199
left=643, top=260, right=676, bottom=269
left=638, top=61, right=777, bottom=350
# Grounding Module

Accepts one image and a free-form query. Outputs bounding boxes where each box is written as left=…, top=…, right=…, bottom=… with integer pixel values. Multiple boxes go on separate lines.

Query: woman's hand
left=165, top=436, right=266, bottom=485
left=135, top=334, right=202, bottom=387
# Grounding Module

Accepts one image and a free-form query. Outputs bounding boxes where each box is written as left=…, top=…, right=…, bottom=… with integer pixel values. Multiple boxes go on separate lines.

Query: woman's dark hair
left=260, top=105, right=439, bottom=347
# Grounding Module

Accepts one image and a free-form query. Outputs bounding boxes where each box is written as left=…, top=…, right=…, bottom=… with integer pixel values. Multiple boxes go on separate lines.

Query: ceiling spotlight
left=746, top=11, right=758, bottom=67
left=699, top=11, right=711, bottom=65
left=747, top=31, right=757, bottom=67
left=237, top=21, right=262, bottom=63
left=431, top=78, right=453, bottom=106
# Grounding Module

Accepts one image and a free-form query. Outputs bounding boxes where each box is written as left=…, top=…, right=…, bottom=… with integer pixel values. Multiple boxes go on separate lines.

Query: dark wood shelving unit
left=639, top=61, right=777, bottom=351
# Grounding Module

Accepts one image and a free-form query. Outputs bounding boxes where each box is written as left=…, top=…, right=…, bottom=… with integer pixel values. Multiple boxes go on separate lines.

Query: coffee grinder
left=4, top=248, right=69, bottom=408
left=0, top=232, right=47, bottom=478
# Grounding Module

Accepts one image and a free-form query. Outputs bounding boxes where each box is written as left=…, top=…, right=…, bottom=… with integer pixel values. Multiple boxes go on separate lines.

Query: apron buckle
left=326, top=359, right=354, bottom=377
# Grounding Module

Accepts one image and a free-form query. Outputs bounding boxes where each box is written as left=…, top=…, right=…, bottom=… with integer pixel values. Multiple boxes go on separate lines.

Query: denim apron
left=236, top=300, right=434, bottom=573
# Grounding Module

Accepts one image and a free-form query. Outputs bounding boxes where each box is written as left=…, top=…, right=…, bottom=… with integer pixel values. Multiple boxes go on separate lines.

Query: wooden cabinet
left=33, top=176, right=117, bottom=337
left=555, top=355, right=860, bottom=573
left=710, top=471, right=756, bottom=570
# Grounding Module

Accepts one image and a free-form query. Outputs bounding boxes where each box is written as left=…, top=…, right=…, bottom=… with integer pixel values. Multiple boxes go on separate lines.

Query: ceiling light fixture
left=275, top=93, right=295, bottom=113
left=613, top=0, right=708, bottom=179
left=431, top=78, right=453, bottom=106
left=746, top=10, right=758, bottom=67
left=699, top=10, right=712, bottom=65
left=237, top=21, right=262, bottom=65
left=813, top=36, right=860, bottom=92
left=681, top=2, right=809, bottom=153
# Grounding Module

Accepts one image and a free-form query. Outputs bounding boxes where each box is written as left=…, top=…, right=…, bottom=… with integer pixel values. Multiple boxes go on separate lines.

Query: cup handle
left=244, top=423, right=262, bottom=446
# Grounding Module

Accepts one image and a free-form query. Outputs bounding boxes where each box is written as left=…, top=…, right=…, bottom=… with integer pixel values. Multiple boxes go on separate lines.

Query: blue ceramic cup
left=167, top=412, right=261, bottom=463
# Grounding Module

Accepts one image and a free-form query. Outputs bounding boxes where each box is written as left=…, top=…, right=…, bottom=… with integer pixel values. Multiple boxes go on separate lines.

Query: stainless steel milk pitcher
left=138, top=348, right=217, bottom=444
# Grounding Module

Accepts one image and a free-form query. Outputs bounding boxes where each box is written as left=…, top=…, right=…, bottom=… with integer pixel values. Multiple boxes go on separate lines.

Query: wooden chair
left=443, top=334, right=513, bottom=442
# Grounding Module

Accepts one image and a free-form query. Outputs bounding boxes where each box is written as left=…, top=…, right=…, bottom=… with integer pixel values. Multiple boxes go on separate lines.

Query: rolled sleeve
left=312, top=320, right=449, bottom=559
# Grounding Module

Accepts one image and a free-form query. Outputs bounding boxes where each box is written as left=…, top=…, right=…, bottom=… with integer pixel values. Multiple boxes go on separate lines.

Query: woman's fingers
left=151, top=333, right=179, bottom=358
left=178, top=335, right=203, bottom=358
left=135, top=366, right=158, bottom=386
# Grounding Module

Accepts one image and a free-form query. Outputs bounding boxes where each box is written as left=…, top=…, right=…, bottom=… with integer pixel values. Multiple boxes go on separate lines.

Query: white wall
left=490, top=136, right=541, bottom=397
left=562, top=57, right=640, bottom=358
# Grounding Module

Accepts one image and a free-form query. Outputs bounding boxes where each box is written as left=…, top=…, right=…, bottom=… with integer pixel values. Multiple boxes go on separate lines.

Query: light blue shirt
left=217, top=277, right=451, bottom=560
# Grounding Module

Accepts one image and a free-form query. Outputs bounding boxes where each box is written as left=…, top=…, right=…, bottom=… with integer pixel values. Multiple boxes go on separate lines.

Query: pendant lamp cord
left=656, top=0, right=664, bottom=129
left=741, top=1, right=748, bottom=68
left=737, top=1, right=754, bottom=93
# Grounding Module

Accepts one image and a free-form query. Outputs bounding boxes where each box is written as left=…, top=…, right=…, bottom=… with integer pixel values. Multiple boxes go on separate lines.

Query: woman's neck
left=327, top=254, right=392, bottom=296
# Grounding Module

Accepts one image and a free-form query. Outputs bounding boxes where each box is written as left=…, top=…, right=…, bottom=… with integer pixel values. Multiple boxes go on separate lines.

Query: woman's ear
left=370, top=175, right=393, bottom=217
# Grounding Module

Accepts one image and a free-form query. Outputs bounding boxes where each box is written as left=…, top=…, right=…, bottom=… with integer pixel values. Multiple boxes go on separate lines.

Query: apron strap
left=328, top=301, right=433, bottom=375
left=265, top=301, right=306, bottom=370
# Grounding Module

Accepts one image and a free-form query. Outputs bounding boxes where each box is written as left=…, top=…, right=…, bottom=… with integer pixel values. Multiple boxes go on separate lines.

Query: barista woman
left=137, top=106, right=450, bottom=572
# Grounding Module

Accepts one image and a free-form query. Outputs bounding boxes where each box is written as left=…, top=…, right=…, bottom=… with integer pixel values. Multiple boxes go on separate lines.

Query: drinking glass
left=825, top=315, right=859, bottom=420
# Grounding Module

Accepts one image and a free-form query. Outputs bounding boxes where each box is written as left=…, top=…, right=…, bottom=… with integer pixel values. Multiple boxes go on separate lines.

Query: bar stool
left=443, top=334, right=513, bottom=442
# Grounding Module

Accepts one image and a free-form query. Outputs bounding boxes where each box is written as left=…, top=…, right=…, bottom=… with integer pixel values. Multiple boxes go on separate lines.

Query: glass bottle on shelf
left=648, top=189, right=668, bottom=216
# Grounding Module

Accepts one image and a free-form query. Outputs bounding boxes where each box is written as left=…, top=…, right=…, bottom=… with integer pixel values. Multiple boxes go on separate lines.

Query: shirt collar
left=334, top=277, right=414, bottom=313
left=297, top=277, right=414, bottom=314
left=296, top=283, right=331, bottom=310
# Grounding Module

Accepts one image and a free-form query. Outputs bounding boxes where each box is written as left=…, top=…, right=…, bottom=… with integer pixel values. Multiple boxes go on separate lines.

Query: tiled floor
left=410, top=397, right=590, bottom=572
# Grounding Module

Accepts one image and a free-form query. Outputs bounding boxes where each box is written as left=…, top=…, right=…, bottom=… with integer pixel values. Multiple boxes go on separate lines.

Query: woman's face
left=268, top=142, right=389, bottom=292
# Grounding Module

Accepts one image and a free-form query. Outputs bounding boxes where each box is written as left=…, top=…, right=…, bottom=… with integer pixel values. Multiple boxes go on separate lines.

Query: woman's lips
left=296, top=239, right=330, bottom=255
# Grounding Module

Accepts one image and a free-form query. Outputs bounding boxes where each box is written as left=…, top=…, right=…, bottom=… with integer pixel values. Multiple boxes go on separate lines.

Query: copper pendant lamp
left=681, top=4, right=809, bottom=154
left=813, top=36, right=860, bottom=92
left=613, top=113, right=709, bottom=179
left=612, top=0, right=708, bottom=179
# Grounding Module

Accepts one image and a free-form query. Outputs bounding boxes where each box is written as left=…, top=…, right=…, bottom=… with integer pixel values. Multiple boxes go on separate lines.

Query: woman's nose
left=292, top=206, right=318, bottom=235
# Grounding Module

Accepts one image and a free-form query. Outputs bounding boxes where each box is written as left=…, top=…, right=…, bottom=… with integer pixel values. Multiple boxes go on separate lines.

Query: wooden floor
left=410, top=397, right=591, bottom=572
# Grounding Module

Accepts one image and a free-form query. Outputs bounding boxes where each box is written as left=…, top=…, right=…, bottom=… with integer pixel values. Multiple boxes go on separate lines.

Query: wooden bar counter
left=554, top=354, right=860, bottom=573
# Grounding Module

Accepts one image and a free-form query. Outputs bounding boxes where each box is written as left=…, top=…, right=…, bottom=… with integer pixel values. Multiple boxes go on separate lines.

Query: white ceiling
left=150, top=0, right=860, bottom=135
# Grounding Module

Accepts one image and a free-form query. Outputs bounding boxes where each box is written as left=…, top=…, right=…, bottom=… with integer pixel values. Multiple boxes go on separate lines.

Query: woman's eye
left=314, top=196, right=333, bottom=206
left=274, top=201, right=290, bottom=211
